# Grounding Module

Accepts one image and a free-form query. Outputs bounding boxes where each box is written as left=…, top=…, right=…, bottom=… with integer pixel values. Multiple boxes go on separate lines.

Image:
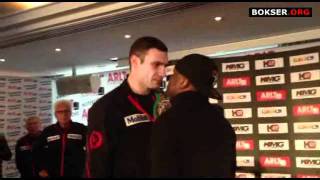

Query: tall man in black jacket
left=150, top=54, right=236, bottom=177
left=85, top=36, right=168, bottom=177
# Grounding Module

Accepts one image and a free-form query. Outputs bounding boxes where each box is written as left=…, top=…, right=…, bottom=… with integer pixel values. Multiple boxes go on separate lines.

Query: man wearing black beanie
left=150, top=54, right=236, bottom=178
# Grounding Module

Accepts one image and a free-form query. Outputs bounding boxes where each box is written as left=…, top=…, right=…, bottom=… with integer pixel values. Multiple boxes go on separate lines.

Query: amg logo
left=299, top=72, right=312, bottom=80
left=261, top=76, right=281, bottom=82
left=263, top=59, right=276, bottom=67
left=232, top=110, right=243, bottom=117
left=301, top=159, right=320, bottom=165
left=264, top=142, right=284, bottom=148
left=296, top=89, right=317, bottom=96
left=267, top=124, right=279, bottom=132
left=226, top=63, right=245, bottom=70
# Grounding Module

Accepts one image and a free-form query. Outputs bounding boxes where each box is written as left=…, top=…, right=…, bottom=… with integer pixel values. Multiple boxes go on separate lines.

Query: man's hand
left=39, top=170, right=49, bottom=178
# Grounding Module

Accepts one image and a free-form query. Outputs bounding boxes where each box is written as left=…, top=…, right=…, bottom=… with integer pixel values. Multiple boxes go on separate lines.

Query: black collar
left=170, top=91, right=208, bottom=107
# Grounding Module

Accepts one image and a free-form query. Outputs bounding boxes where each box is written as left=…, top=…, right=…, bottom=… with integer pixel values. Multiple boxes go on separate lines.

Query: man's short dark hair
left=129, top=36, right=168, bottom=67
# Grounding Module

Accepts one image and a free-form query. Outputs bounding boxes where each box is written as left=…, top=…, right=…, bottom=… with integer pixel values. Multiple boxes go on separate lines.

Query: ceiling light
left=0, top=59, right=6, bottom=62
left=55, top=48, right=61, bottom=52
left=214, top=16, right=223, bottom=22
left=124, top=34, right=131, bottom=39
left=110, top=57, right=119, bottom=61
left=18, top=2, right=51, bottom=9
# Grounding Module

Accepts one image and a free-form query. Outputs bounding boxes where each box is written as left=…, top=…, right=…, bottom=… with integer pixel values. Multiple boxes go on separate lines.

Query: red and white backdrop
left=0, top=77, right=52, bottom=178
left=214, top=46, right=320, bottom=178
left=59, top=69, right=129, bottom=126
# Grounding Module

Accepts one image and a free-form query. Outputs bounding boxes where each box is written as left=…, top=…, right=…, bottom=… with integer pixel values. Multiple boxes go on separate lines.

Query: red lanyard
left=127, top=95, right=156, bottom=122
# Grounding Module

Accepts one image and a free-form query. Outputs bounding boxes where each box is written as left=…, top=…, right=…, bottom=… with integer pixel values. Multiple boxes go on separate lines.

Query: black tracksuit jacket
left=15, top=133, right=41, bottom=178
left=86, top=79, right=157, bottom=177
left=32, top=122, right=87, bottom=177
left=150, top=91, right=236, bottom=178
left=0, top=135, right=12, bottom=177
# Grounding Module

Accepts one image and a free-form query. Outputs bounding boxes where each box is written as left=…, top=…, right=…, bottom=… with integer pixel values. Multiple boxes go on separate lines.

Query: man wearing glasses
left=33, top=100, right=87, bottom=177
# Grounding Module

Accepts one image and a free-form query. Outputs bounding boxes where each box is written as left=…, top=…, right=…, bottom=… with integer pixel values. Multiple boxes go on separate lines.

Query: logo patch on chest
left=67, top=134, right=82, bottom=140
left=124, top=114, right=150, bottom=127
left=47, top=135, right=60, bottom=142
left=20, top=145, right=32, bottom=151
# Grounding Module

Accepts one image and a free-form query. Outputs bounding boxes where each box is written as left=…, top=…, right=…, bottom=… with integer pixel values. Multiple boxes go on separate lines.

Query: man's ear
left=130, top=55, right=140, bottom=68
left=180, top=75, right=190, bottom=89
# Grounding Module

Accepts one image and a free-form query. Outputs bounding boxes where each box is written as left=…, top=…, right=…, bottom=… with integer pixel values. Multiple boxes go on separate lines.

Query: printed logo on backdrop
left=293, top=104, right=320, bottom=116
left=232, top=124, right=253, bottom=134
left=6, top=118, right=20, bottom=124
left=236, top=156, right=255, bottom=167
left=236, top=140, right=254, bottom=151
left=235, top=172, right=255, bottom=178
left=256, top=90, right=287, bottom=101
left=256, top=74, right=285, bottom=86
left=7, top=98, right=22, bottom=104
left=23, top=84, right=37, bottom=91
left=296, top=157, right=320, bottom=168
left=224, top=108, right=252, bottom=119
left=223, top=92, right=251, bottom=103
left=258, top=123, right=288, bottom=134
left=222, top=76, right=251, bottom=88
left=292, top=87, right=320, bottom=99
left=23, top=91, right=37, bottom=97
left=289, top=52, right=319, bottom=66
left=296, top=174, right=320, bottom=178
left=259, top=156, right=291, bottom=168
left=294, top=122, right=320, bottom=133
left=295, top=140, right=320, bottom=151
left=257, top=106, right=287, bottom=118
left=259, top=140, right=289, bottom=151
left=108, top=71, right=128, bottom=83
left=260, top=173, right=291, bottom=178
left=255, top=57, right=284, bottom=70
left=222, top=61, right=250, bottom=72
left=290, top=69, right=320, bottom=83
left=23, top=97, right=37, bottom=103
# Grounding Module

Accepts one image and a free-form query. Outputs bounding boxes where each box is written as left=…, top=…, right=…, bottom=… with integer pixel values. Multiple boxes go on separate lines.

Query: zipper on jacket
left=60, top=132, right=67, bottom=176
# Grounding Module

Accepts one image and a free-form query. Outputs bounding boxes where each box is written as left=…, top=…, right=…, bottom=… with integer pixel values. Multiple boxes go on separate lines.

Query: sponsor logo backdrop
left=216, top=46, right=320, bottom=178
left=1, top=77, right=52, bottom=178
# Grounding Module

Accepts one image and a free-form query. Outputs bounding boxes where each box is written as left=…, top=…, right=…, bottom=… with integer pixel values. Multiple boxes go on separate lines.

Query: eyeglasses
left=55, top=110, right=71, bottom=114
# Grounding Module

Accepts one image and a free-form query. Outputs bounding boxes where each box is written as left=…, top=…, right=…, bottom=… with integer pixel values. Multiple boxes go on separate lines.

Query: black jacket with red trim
left=32, top=122, right=87, bottom=177
left=15, top=133, right=41, bottom=178
left=150, top=91, right=236, bottom=177
left=0, top=135, right=12, bottom=178
left=86, top=79, right=156, bottom=178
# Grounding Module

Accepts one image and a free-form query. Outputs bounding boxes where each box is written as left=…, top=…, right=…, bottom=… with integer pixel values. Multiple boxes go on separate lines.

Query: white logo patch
left=67, top=134, right=82, bottom=140
left=20, top=145, right=32, bottom=151
left=124, top=114, right=150, bottom=127
left=47, top=135, right=60, bottom=142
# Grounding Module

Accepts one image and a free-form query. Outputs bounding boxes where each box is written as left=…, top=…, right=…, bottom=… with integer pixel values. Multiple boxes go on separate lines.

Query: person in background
left=150, top=54, right=236, bottom=177
left=33, top=100, right=87, bottom=178
left=15, top=116, right=42, bottom=178
left=86, top=36, right=168, bottom=177
left=0, top=133, right=12, bottom=178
